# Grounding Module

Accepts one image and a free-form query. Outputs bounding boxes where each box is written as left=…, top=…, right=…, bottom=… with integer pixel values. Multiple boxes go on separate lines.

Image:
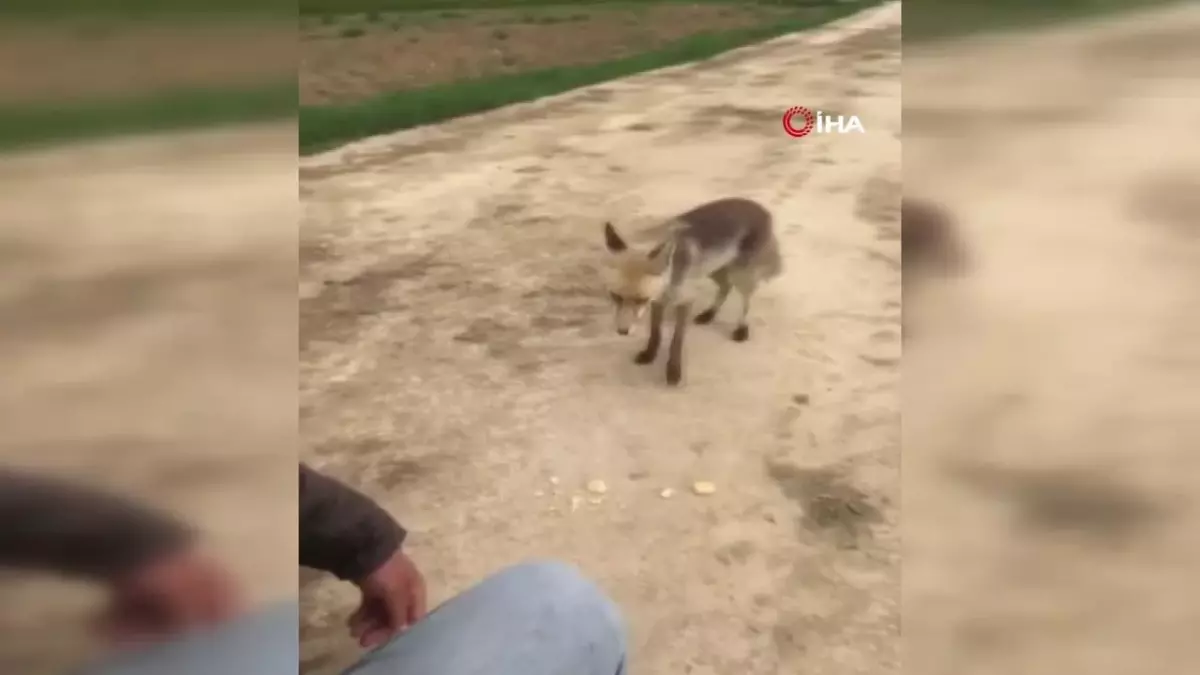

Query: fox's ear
left=603, top=222, right=627, bottom=253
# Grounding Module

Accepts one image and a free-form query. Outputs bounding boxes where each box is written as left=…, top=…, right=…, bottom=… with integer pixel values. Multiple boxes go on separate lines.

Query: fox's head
left=603, top=222, right=673, bottom=335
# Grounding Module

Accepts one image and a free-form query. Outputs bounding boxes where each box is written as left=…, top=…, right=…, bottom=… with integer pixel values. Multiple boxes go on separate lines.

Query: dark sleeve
left=298, top=463, right=406, bottom=582
left=0, top=468, right=193, bottom=581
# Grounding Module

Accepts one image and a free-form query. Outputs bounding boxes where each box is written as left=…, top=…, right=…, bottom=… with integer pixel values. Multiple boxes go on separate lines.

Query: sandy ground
left=299, top=4, right=900, bottom=674
left=0, top=124, right=298, bottom=673
left=904, top=4, right=1200, bottom=675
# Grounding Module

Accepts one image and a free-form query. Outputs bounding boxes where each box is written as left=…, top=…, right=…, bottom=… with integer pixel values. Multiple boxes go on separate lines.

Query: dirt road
left=904, top=4, right=1200, bottom=675
left=299, top=4, right=900, bottom=674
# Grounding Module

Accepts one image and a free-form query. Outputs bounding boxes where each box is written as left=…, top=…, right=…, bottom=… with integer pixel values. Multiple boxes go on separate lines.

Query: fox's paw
left=694, top=308, right=717, bottom=325
left=732, top=325, right=750, bottom=342
left=665, top=362, right=683, bottom=386
left=634, top=349, right=657, bottom=365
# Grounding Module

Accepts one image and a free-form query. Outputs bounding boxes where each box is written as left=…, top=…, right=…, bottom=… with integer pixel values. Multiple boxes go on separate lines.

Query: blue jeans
left=78, top=560, right=629, bottom=675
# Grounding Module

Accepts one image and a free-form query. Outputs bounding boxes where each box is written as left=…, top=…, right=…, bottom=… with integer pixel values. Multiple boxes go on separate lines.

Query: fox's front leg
left=634, top=301, right=665, bottom=364
left=665, top=302, right=690, bottom=386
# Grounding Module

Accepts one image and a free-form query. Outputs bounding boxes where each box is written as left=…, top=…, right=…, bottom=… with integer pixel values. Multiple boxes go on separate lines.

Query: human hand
left=96, top=548, right=240, bottom=646
left=349, top=550, right=426, bottom=649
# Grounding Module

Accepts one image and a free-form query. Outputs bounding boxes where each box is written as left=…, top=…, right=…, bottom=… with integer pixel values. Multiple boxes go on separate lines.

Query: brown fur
left=901, top=197, right=970, bottom=341
left=674, top=197, right=778, bottom=266
left=604, top=197, right=784, bottom=386
left=902, top=198, right=969, bottom=277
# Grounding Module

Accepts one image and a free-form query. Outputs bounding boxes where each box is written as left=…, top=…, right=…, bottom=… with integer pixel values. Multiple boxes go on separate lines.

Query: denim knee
left=493, top=560, right=626, bottom=637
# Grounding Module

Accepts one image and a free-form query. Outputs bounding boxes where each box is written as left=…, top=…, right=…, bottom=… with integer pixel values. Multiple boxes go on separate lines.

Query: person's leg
left=72, top=600, right=298, bottom=675
left=345, top=560, right=628, bottom=675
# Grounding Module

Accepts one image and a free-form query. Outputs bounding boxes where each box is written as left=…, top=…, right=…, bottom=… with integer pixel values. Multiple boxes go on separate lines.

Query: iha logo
left=782, top=106, right=865, bottom=137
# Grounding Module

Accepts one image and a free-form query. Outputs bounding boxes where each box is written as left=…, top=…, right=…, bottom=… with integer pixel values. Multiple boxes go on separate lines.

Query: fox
left=602, top=196, right=784, bottom=386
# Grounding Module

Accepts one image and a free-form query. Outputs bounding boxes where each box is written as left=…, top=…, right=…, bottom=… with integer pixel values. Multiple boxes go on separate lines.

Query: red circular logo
left=782, top=106, right=815, bottom=138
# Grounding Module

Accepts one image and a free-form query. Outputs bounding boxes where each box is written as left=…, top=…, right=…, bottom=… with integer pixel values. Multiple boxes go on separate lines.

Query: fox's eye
left=609, top=292, right=622, bottom=304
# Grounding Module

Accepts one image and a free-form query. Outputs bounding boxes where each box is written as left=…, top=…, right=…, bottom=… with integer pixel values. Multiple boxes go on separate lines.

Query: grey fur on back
left=667, top=197, right=783, bottom=281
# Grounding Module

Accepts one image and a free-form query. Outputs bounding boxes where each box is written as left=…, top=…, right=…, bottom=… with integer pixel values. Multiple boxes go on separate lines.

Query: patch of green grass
left=0, top=80, right=296, bottom=153
left=299, top=0, right=880, bottom=154
left=491, top=27, right=510, bottom=40
left=340, top=25, right=366, bottom=38
left=519, top=12, right=591, bottom=25
left=300, top=0, right=847, bottom=15
left=7, top=0, right=291, bottom=17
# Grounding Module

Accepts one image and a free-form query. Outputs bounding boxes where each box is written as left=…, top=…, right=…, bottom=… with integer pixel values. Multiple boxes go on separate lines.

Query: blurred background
left=0, top=2, right=295, bottom=672
left=903, top=1, right=1199, bottom=674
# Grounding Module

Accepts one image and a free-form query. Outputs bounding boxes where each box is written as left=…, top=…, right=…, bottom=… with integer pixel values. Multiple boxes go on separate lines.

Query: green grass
left=0, top=81, right=296, bottom=153
left=500, top=11, right=594, bottom=25
left=905, top=0, right=1188, bottom=42
left=3, top=0, right=291, bottom=17
left=300, top=0, right=847, bottom=16
left=299, top=0, right=880, bottom=154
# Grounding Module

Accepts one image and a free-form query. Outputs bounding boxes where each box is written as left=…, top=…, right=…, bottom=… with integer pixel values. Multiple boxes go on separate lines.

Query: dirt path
left=299, top=4, right=900, bottom=674
left=904, top=5, right=1200, bottom=675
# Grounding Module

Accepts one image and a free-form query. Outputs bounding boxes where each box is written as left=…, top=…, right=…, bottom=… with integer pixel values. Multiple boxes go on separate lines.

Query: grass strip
left=299, top=0, right=849, bottom=16
left=299, top=0, right=881, bottom=154
left=1, top=1, right=292, bottom=17
left=0, top=81, right=296, bottom=153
